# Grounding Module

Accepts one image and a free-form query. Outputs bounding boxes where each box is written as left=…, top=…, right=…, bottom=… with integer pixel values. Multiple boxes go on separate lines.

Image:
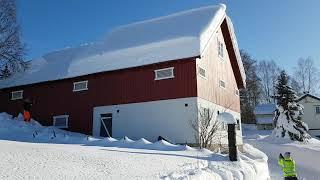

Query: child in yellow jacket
left=278, top=152, right=297, bottom=180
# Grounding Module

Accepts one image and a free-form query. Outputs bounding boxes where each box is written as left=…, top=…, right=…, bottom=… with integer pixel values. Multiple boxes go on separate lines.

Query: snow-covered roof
left=254, top=104, right=277, bottom=115
left=296, top=93, right=320, bottom=102
left=0, top=4, right=243, bottom=89
left=256, top=117, right=273, bottom=124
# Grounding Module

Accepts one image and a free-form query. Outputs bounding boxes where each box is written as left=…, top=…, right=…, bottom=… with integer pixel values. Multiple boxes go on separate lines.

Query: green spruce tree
left=273, top=70, right=310, bottom=141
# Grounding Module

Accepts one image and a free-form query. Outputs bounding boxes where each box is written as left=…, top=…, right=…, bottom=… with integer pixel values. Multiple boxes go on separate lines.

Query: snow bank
left=0, top=112, right=270, bottom=179
left=163, top=144, right=270, bottom=180
left=0, top=112, right=194, bottom=152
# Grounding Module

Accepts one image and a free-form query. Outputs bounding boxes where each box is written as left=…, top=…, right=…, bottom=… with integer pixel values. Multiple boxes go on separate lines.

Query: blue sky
left=17, top=0, right=320, bottom=73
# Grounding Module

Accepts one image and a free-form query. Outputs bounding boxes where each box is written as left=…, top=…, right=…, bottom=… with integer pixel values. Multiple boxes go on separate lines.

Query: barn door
left=100, top=113, right=112, bottom=137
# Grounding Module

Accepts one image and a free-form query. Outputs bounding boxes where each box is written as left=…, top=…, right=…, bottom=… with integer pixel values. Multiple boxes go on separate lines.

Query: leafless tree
left=190, top=106, right=222, bottom=149
left=0, top=0, right=27, bottom=78
left=189, top=99, right=235, bottom=150
left=293, top=57, right=319, bottom=95
left=258, top=60, right=281, bottom=103
left=240, top=50, right=262, bottom=124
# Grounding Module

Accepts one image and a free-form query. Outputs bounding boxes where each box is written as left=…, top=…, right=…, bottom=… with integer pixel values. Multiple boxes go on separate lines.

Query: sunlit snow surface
left=0, top=112, right=269, bottom=180
left=243, top=124, right=320, bottom=180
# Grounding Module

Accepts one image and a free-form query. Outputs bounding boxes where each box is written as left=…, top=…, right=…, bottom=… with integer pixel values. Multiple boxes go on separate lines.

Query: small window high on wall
left=11, top=90, right=23, bottom=100
left=219, top=80, right=226, bottom=88
left=154, top=67, right=174, bottom=80
left=73, top=80, right=88, bottom=92
left=198, top=66, right=206, bottom=78
left=53, top=115, right=69, bottom=128
left=217, top=39, right=224, bottom=59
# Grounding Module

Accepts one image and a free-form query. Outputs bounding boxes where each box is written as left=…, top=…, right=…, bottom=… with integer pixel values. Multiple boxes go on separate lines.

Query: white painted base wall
left=93, top=97, right=243, bottom=145
left=197, top=98, right=243, bottom=145
left=93, top=97, right=198, bottom=143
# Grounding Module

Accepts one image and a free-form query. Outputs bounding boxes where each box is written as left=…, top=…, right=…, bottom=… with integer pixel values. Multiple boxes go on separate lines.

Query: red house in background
left=0, top=4, right=245, bottom=146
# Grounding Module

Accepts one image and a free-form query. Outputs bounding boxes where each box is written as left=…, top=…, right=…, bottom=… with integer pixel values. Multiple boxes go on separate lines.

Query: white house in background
left=296, top=94, right=320, bottom=138
left=254, top=103, right=276, bottom=130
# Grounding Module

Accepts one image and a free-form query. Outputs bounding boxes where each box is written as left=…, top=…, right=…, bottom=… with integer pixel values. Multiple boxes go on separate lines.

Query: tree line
left=0, top=0, right=27, bottom=79
left=240, top=50, right=320, bottom=123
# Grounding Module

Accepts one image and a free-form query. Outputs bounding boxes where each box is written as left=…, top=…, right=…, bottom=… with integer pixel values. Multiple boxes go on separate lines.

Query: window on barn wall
left=11, top=90, right=23, bottom=100
left=217, top=38, right=224, bottom=59
left=73, top=80, right=88, bottom=92
left=316, top=106, right=320, bottom=114
left=154, top=67, right=174, bottom=80
left=198, top=66, right=206, bottom=78
left=219, top=80, right=226, bottom=88
left=53, top=115, right=69, bottom=128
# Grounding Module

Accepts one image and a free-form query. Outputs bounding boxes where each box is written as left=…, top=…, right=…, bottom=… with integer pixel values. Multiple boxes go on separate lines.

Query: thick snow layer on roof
left=254, top=104, right=277, bottom=115
left=0, top=4, right=229, bottom=89
left=256, top=117, right=273, bottom=124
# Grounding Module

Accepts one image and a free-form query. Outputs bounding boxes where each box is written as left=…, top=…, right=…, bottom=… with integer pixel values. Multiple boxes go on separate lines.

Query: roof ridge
left=108, top=4, right=225, bottom=35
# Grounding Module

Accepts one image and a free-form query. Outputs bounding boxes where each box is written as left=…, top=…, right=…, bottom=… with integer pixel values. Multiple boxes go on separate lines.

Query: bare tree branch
left=0, top=0, right=27, bottom=79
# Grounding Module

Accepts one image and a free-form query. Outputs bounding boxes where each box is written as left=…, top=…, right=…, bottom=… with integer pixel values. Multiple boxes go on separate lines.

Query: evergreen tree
left=273, top=70, right=310, bottom=141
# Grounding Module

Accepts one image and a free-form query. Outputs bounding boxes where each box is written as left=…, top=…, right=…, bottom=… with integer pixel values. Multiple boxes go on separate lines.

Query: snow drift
left=0, top=112, right=270, bottom=180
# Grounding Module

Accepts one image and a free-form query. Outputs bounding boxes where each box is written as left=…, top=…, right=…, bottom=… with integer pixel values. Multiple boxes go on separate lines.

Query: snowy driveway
left=243, top=125, right=320, bottom=180
left=0, top=140, right=205, bottom=180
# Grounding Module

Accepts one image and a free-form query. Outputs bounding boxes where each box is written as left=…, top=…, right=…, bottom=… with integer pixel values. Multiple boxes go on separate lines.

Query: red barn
left=0, top=4, right=245, bottom=146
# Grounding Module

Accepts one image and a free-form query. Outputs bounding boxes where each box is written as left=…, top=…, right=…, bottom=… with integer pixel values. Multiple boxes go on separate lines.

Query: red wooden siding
left=0, top=57, right=198, bottom=134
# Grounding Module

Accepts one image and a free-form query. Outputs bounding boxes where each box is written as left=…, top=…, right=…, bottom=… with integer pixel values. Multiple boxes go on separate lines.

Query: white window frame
left=235, top=88, right=239, bottom=96
left=154, top=67, right=174, bottom=80
left=219, top=80, right=226, bottom=89
left=53, top=115, right=69, bottom=128
left=198, top=66, right=206, bottom=79
left=73, top=80, right=88, bottom=92
left=217, top=38, right=224, bottom=60
left=11, top=90, right=23, bottom=100
left=316, top=106, right=320, bottom=114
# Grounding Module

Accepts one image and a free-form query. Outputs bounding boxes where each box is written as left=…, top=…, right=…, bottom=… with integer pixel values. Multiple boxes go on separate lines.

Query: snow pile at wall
left=0, top=112, right=196, bottom=151
left=163, top=144, right=270, bottom=180
left=0, top=112, right=270, bottom=179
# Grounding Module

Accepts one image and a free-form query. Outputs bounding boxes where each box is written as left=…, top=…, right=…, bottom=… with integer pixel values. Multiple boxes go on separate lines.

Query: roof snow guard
left=0, top=4, right=245, bottom=89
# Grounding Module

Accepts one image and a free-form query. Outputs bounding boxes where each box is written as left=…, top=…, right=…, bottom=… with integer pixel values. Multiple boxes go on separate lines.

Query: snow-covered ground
left=243, top=124, right=320, bottom=180
left=0, top=112, right=269, bottom=180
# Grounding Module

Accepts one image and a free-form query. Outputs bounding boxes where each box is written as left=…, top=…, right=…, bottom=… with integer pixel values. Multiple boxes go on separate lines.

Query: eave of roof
left=221, top=18, right=246, bottom=89
left=296, top=93, right=320, bottom=102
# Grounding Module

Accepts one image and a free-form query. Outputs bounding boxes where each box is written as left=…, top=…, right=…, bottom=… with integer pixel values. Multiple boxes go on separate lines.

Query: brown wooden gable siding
left=221, top=19, right=245, bottom=89
left=196, top=22, right=241, bottom=113
left=0, top=57, right=198, bottom=134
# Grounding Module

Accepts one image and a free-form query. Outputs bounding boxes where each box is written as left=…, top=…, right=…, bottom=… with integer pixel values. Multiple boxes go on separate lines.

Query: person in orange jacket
left=23, top=110, right=31, bottom=122
left=23, top=99, right=32, bottom=122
